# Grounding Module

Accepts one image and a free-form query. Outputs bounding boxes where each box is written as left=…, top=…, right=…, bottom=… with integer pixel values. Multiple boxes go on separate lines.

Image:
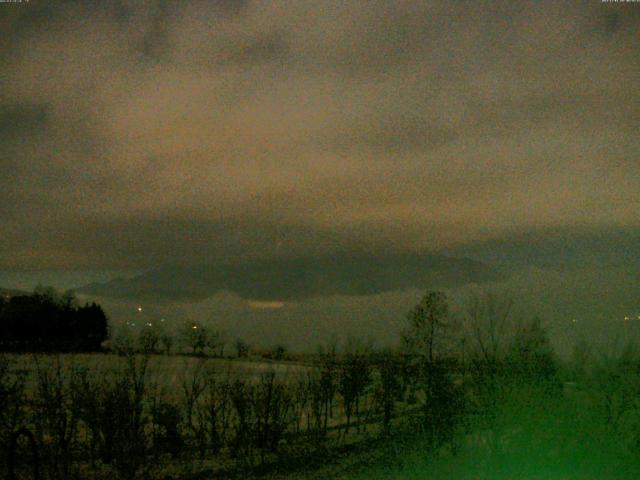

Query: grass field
left=8, top=352, right=310, bottom=396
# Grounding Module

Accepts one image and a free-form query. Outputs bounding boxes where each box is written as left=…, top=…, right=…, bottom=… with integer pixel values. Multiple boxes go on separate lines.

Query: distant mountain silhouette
left=77, top=253, right=501, bottom=302
left=0, top=287, right=29, bottom=298
left=447, top=227, right=640, bottom=272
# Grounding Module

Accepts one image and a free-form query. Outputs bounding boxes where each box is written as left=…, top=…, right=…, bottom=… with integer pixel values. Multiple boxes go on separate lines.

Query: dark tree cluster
left=0, top=289, right=108, bottom=352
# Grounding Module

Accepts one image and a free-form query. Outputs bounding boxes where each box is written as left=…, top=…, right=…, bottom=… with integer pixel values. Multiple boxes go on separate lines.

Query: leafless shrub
left=235, top=339, right=250, bottom=358
left=32, top=355, right=82, bottom=480
left=180, top=360, right=208, bottom=459
left=338, top=342, right=373, bottom=435
left=307, top=353, right=337, bottom=442
left=229, top=378, right=257, bottom=465
left=289, top=377, right=310, bottom=436
left=73, top=353, right=150, bottom=479
left=160, top=332, right=174, bottom=355
left=203, top=368, right=233, bottom=455
left=372, top=351, right=403, bottom=436
left=0, top=355, right=26, bottom=474
left=148, top=381, right=183, bottom=460
left=138, top=326, right=160, bottom=354
left=253, top=370, right=293, bottom=462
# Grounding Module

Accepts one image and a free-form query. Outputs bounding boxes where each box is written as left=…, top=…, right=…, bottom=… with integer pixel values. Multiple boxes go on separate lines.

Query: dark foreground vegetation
left=0, top=288, right=107, bottom=352
left=1, top=291, right=640, bottom=479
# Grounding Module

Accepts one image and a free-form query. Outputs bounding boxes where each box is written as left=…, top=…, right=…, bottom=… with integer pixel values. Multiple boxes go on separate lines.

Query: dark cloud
left=0, top=102, right=48, bottom=135
left=0, top=0, right=638, bottom=275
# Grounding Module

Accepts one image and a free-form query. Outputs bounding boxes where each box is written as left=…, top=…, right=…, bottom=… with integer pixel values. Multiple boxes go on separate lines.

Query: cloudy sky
left=1, top=0, right=637, bottom=269
left=1, top=1, right=638, bottom=349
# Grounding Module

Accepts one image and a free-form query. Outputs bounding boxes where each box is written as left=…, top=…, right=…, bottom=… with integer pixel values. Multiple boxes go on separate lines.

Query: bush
left=32, top=355, right=82, bottom=480
left=0, top=355, right=26, bottom=475
left=74, top=353, right=150, bottom=479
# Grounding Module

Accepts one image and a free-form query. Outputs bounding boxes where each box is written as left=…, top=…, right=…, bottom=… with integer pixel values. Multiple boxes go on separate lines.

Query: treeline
left=111, top=320, right=293, bottom=362
left=0, top=287, right=108, bottom=352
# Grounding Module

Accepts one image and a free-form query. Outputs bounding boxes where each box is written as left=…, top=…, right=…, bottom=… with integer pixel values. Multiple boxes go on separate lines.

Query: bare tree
left=235, top=339, right=250, bottom=358
left=138, top=324, right=159, bottom=354
left=402, top=291, right=461, bottom=448
left=308, top=350, right=337, bottom=442
left=181, top=321, right=207, bottom=355
left=203, top=368, right=233, bottom=454
left=338, top=340, right=372, bottom=435
left=461, top=291, right=518, bottom=421
left=402, top=291, right=452, bottom=363
left=181, top=360, right=208, bottom=458
left=160, top=330, right=174, bottom=355
left=74, top=352, right=150, bottom=477
left=373, top=350, right=403, bottom=436
left=206, top=329, right=227, bottom=357
left=463, top=292, right=556, bottom=386
left=0, top=355, right=25, bottom=465
left=253, top=370, right=293, bottom=463
left=509, top=316, right=557, bottom=387
left=112, top=324, right=136, bottom=356
left=33, top=355, right=81, bottom=480
left=463, top=291, right=516, bottom=375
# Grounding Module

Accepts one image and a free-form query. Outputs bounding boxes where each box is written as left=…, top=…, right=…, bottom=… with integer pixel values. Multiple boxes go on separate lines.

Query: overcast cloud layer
left=1, top=0, right=639, bottom=272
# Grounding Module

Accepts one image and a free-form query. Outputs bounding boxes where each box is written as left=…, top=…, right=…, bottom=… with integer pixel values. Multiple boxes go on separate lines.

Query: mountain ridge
left=77, top=253, right=501, bottom=302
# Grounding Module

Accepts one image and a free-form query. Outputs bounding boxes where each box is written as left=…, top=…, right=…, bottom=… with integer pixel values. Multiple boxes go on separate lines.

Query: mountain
left=0, top=287, right=29, bottom=299
left=77, top=253, right=501, bottom=302
left=447, top=227, right=640, bottom=272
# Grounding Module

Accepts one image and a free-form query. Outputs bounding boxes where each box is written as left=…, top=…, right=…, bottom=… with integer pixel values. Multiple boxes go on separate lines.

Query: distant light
left=137, top=306, right=143, bottom=312
left=147, top=322, right=152, bottom=327
left=192, top=325, right=198, bottom=329
left=624, top=316, right=630, bottom=321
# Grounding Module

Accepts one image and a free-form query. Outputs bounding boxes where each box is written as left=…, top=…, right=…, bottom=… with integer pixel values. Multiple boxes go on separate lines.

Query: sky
left=1, top=1, right=639, bottom=350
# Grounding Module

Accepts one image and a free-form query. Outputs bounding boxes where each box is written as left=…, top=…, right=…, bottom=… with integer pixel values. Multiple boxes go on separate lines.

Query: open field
left=7, top=353, right=311, bottom=398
